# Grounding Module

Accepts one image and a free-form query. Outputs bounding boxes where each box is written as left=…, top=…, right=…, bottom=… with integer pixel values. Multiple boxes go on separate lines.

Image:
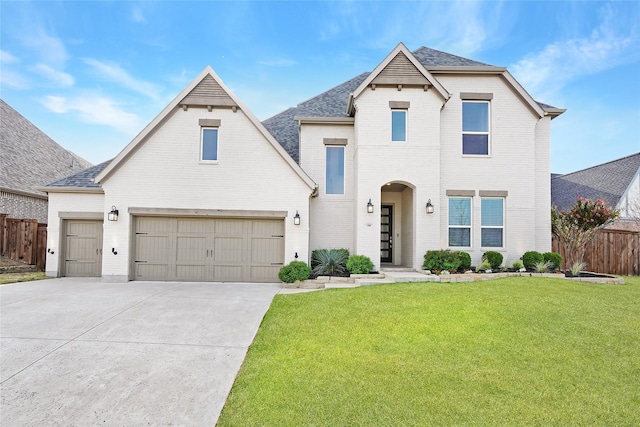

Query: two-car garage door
left=133, top=217, right=284, bottom=282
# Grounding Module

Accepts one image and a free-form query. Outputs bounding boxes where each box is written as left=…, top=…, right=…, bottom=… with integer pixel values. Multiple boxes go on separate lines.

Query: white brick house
left=44, top=43, right=564, bottom=282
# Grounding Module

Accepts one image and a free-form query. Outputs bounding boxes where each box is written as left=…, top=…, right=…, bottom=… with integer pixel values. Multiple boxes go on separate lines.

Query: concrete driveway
left=0, top=277, right=281, bottom=426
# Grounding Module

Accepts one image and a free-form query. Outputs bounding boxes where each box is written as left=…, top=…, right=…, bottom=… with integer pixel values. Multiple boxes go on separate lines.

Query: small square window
left=201, top=128, right=218, bottom=161
left=462, top=101, right=489, bottom=155
left=391, top=110, right=406, bottom=142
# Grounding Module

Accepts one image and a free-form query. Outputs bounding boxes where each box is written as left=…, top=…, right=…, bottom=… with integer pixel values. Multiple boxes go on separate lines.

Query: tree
left=551, top=197, right=620, bottom=269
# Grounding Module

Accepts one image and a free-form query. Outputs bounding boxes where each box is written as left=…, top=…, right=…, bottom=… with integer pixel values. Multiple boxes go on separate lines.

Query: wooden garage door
left=134, top=217, right=284, bottom=282
left=63, top=220, right=103, bottom=277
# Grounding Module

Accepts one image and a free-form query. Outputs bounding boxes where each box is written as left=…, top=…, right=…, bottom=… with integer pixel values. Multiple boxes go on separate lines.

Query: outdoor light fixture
left=108, top=206, right=119, bottom=221
left=426, top=199, right=434, bottom=214
left=367, top=199, right=374, bottom=213
left=112, top=248, right=118, bottom=255
left=294, top=211, right=301, bottom=225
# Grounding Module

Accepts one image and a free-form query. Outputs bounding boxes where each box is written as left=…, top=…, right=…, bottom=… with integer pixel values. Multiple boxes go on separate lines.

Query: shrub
left=482, top=251, right=504, bottom=270
left=423, top=250, right=470, bottom=272
left=311, top=249, right=349, bottom=276
left=278, top=261, right=312, bottom=283
left=511, top=260, right=524, bottom=270
left=543, top=252, right=563, bottom=271
left=522, top=251, right=543, bottom=269
left=346, top=255, right=374, bottom=274
left=533, top=260, right=553, bottom=273
left=476, top=260, right=492, bottom=272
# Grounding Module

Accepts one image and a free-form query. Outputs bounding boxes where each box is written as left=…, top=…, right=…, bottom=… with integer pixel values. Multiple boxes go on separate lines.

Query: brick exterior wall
left=1, top=191, right=48, bottom=223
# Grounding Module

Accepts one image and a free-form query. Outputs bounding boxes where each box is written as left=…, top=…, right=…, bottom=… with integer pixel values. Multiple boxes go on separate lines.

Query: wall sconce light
left=108, top=206, right=119, bottom=221
left=112, top=248, right=118, bottom=255
left=47, top=248, right=55, bottom=255
left=293, top=211, right=301, bottom=225
left=426, top=199, right=434, bottom=214
left=367, top=198, right=374, bottom=213
left=295, top=252, right=299, bottom=259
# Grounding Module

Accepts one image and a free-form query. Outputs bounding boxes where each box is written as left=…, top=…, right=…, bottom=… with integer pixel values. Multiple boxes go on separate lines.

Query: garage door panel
left=213, top=237, right=246, bottom=263
left=213, top=266, right=244, bottom=281
left=64, top=220, right=103, bottom=277
left=133, top=217, right=284, bottom=282
left=251, top=237, right=284, bottom=264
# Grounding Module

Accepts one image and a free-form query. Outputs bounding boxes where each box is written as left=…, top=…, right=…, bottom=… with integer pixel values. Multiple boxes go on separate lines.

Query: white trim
left=462, top=100, right=491, bottom=156
left=325, top=146, right=345, bottom=196
left=447, top=196, right=472, bottom=249
left=391, top=109, right=407, bottom=143
left=200, top=127, right=219, bottom=163
left=480, top=197, right=505, bottom=249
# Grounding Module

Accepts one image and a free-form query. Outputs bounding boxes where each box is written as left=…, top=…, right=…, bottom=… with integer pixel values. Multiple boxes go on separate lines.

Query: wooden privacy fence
left=552, top=228, right=640, bottom=276
left=0, top=214, right=48, bottom=270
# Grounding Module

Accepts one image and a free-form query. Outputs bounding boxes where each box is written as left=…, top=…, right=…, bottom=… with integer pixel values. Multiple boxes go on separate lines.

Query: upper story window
left=481, top=197, right=504, bottom=247
left=199, top=118, right=221, bottom=162
left=201, top=128, right=218, bottom=161
left=462, top=101, right=489, bottom=155
left=326, top=146, right=345, bottom=194
left=448, top=197, right=472, bottom=247
left=391, top=110, right=407, bottom=142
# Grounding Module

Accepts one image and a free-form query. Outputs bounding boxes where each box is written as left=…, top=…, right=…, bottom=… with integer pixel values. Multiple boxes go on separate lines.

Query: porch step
left=380, top=266, right=416, bottom=272
left=379, top=269, right=437, bottom=284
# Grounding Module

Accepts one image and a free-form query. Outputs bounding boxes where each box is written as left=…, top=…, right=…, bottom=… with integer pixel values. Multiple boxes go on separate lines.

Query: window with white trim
left=462, top=101, right=489, bottom=155
left=481, top=197, right=504, bottom=247
left=448, top=197, right=471, bottom=247
left=201, top=128, right=218, bottom=161
left=325, top=146, right=345, bottom=194
left=391, top=110, right=406, bottom=142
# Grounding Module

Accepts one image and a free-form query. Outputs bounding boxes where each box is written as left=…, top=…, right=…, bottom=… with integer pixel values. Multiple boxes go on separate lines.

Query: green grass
left=0, top=272, right=47, bottom=285
left=218, top=277, right=640, bottom=426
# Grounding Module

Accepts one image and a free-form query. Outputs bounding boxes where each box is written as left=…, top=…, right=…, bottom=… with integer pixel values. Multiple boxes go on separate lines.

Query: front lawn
left=218, top=277, right=640, bottom=426
left=0, top=272, right=47, bottom=285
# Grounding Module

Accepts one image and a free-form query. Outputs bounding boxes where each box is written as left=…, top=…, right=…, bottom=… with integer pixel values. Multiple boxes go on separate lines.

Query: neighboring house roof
left=0, top=99, right=93, bottom=198
left=93, top=66, right=316, bottom=192
left=44, top=160, right=111, bottom=192
left=262, top=44, right=563, bottom=163
left=551, top=152, right=640, bottom=211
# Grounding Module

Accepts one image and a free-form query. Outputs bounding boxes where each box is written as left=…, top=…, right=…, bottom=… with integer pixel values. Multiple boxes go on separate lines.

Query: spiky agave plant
left=312, top=249, right=349, bottom=276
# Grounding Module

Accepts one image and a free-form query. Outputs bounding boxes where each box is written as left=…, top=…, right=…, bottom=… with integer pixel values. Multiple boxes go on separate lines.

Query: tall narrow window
left=326, top=146, right=345, bottom=194
left=391, top=110, right=406, bottom=142
left=481, top=198, right=504, bottom=247
left=449, top=197, right=471, bottom=247
left=462, top=101, right=489, bottom=155
left=201, top=128, right=218, bottom=161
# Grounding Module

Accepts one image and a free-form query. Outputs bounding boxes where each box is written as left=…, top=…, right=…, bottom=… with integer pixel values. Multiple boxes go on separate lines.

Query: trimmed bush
left=543, top=252, right=563, bottom=271
left=311, top=249, right=349, bottom=276
left=346, top=255, right=374, bottom=274
left=278, top=261, right=312, bottom=283
left=423, top=250, right=471, bottom=272
left=482, top=251, right=504, bottom=270
left=511, top=260, right=524, bottom=270
left=522, top=251, right=543, bottom=269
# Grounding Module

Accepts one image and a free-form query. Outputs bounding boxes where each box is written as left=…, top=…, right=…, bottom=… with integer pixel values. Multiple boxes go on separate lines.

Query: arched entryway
left=380, top=181, right=415, bottom=267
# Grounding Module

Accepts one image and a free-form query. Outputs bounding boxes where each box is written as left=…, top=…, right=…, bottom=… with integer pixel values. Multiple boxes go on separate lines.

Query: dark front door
left=380, top=205, right=393, bottom=263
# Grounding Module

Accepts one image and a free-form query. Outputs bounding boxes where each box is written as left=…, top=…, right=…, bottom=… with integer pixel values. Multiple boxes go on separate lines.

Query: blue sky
left=1, top=1, right=639, bottom=174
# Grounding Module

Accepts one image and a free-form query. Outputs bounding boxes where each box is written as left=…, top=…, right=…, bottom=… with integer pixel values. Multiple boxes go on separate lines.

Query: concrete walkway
left=0, top=277, right=280, bottom=426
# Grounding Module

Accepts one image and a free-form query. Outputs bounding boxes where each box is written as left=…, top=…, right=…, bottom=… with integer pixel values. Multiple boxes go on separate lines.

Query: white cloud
left=131, top=6, right=147, bottom=23
left=22, top=27, right=69, bottom=67
left=32, top=63, right=74, bottom=87
left=0, top=50, right=19, bottom=64
left=0, top=69, right=30, bottom=90
left=510, top=5, right=639, bottom=103
left=40, top=94, right=143, bottom=135
left=82, top=58, right=163, bottom=101
left=258, top=58, right=297, bottom=67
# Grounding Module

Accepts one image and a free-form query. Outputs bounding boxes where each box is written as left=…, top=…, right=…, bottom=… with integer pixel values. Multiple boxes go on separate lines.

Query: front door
left=380, top=205, right=393, bottom=263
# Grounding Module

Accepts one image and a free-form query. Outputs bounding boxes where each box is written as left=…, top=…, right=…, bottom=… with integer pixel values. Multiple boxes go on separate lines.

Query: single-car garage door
left=63, top=220, right=103, bottom=277
left=133, top=217, right=284, bottom=282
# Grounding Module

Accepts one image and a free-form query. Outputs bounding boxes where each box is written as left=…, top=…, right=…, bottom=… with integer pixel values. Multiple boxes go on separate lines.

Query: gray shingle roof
left=46, top=160, right=111, bottom=189
left=551, top=152, right=640, bottom=211
left=412, top=46, right=491, bottom=67
left=262, top=46, right=559, bottom=162
left=0, top=99, right=93, bottom=196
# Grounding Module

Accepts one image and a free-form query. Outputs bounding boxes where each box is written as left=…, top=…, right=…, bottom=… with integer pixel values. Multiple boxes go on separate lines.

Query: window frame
left=325, top=145, right=345, bottom=195
left=462, top=100, right=490, bottom=156
left=200, top=127, right=219, bottom=163
left=480, top=197, right=505, bottom=248
left=391, top=109, right=407, bottom=142
left=448, top=197, right=472, bottom=248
